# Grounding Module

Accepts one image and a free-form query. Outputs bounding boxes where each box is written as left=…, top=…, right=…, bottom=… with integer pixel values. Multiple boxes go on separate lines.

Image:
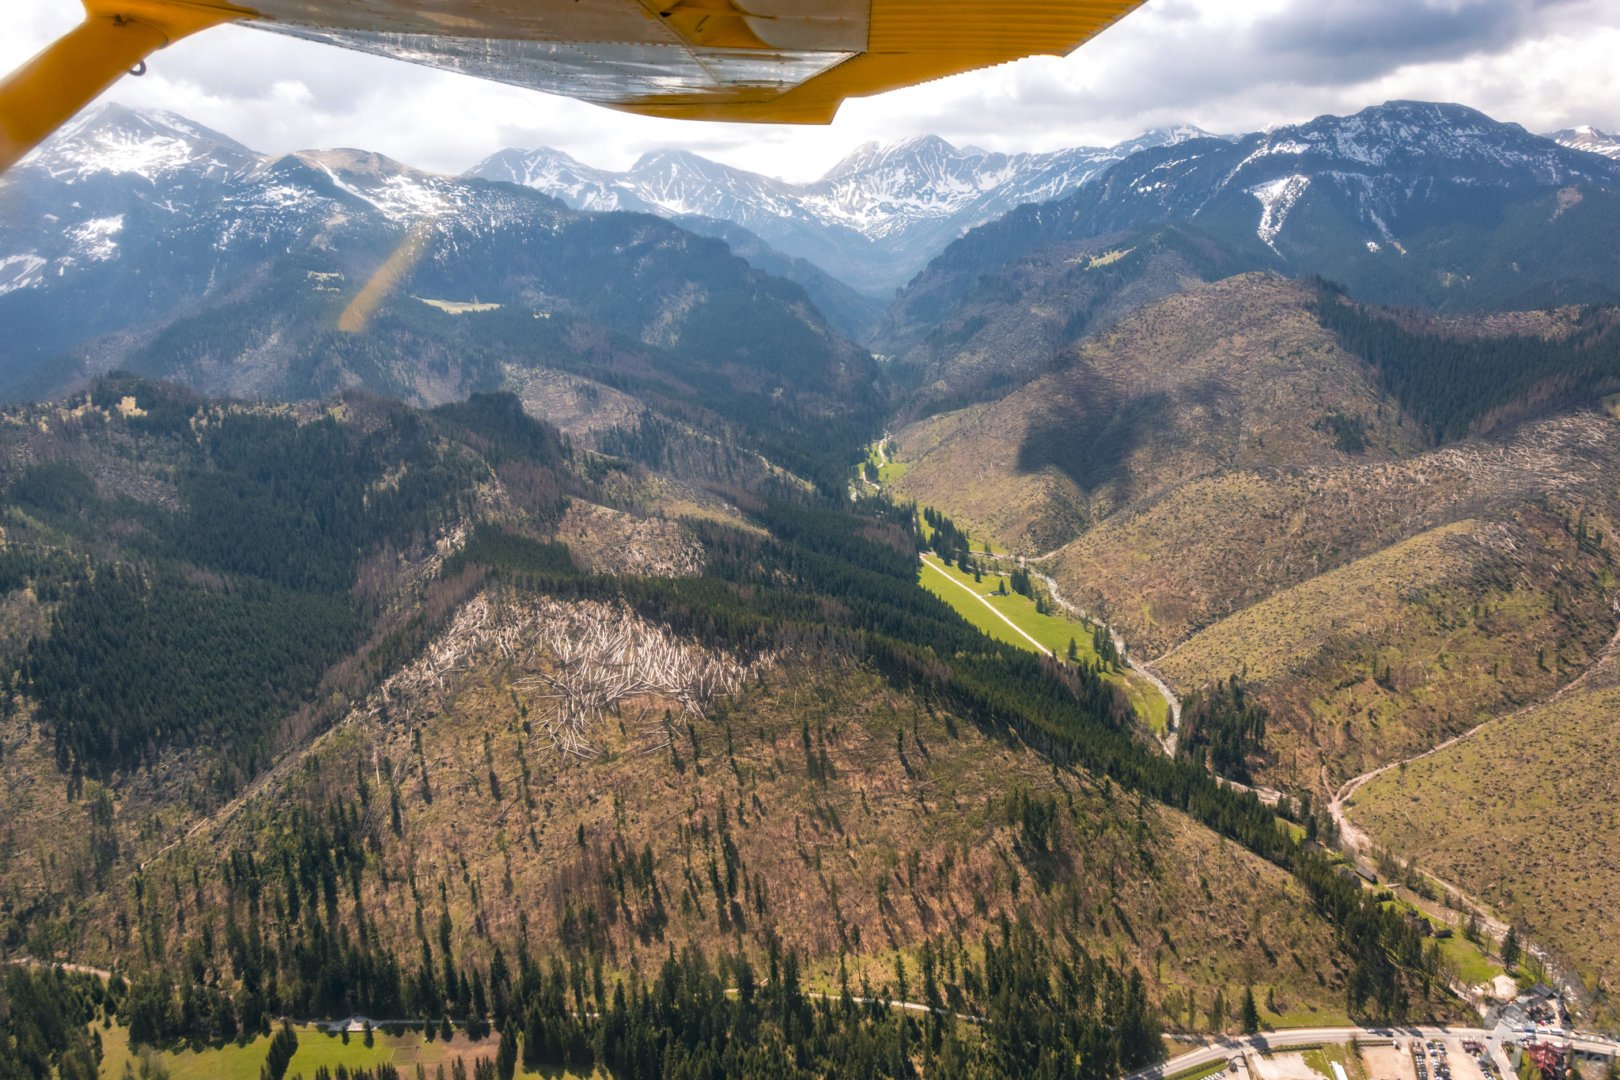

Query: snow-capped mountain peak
left=468, top=146, right=629, bottom=212
left=464, top=128, right=1182, bottom=291
left=1110, top=124, right=1230, bottom=156
left=822, top=134, right=968, bottom=180
left=1544, top=125, right=1620, bottom=160
left=21, top=102, right=256, bottom=183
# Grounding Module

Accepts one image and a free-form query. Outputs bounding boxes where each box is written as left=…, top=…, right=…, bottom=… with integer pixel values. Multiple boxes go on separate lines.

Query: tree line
left=1313, top=285, right=1620, bottom=442
left=8, top=383, right=576, bottom=785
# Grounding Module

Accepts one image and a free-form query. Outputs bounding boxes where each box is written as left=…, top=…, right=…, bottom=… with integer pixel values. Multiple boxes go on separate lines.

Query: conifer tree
left=1502, top=925, right=1522, bottom=972
left=1241, top=987, right=1261, bottom=1034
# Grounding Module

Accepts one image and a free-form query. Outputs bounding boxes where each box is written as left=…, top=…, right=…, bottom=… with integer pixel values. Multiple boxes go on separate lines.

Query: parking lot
left=1247, top=1037, right=1506, bottom=1080
left=1406, top=1036, right=1497, bottom=1080
left=1363, top=1042, right=1418, bottom=1080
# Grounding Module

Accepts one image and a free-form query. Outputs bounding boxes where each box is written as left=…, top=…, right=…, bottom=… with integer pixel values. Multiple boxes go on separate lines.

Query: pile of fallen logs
left=513, top=598, right=759, bottom=757
left=355, top=591, right=769, bottom=758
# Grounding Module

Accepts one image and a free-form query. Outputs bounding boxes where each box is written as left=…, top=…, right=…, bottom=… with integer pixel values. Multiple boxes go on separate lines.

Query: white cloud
left=4, top=0, right=1618, bottom=179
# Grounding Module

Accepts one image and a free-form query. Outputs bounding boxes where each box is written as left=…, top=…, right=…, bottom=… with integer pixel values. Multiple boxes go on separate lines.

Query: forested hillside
left=9, top=94, right=1620, bottom=1078
left=878, top=226, right=1259, bottom=418
left=0, top=370, right=1462, bottom=1077
left=1314, top=287, right=1620, bottom=442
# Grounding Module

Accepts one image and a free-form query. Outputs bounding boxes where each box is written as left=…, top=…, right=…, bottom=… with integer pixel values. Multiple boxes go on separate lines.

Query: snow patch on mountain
left=0, top=253, right=47, bottom=296
left=24, top=103, right=254, bottom=183
left=67, top=216, right=124, bottom=261
left=1546, top=126, right=1620, bottom=160
left=1251, top=175, right=1311, bottom=251
left=333, top=168, right=450, bottom=220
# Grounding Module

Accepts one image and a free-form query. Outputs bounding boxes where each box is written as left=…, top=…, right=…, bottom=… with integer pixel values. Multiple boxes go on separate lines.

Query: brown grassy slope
left=1351, top=644, right=1620, bottom=1011
left=1157, top=510, right=1617, bottom=790
left=889, top=235, right=1217, bottom=414
left=1043, top=412, right=1620, bottom=656
left=889, top=401, right=1090, bottom=553
left=891, top=274, right=1424, bottom=553
left=879, top=226, right=1255, bottom=418
left=75, top=588, right=1352, bottom=1028
left=0, top=392, right=741, bottom=963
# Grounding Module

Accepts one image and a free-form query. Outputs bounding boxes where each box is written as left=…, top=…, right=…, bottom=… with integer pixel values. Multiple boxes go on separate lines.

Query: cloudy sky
left=6, top=0, right=1619, bottom=180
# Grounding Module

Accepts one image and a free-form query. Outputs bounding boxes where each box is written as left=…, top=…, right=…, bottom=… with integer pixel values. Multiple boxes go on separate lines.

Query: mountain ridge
left=883, top=100, right=1620, bottom=358
left=1546, top=124, right=1620, bottom=160
left=467, top=126, right=1222, bottom=293
left=0, top=101, right=884, bottom=493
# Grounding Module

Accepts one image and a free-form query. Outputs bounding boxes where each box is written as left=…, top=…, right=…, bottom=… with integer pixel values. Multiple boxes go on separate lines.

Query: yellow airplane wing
left=1, top=0, right=1144, bottom=174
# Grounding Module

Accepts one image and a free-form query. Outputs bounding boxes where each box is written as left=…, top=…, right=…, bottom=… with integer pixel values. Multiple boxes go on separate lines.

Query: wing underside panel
left=259, top=22, right=858, bottom=104
left=2, top=0, right=1142, bottom=171
left=242, top=0, right=1143, bottom=123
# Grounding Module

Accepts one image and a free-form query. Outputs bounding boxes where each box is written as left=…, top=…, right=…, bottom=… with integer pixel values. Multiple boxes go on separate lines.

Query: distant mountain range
left=467, top=113, right=1620, bottom=301
left=7, top=98, right=1620, bottom=410
left=883, top=101, right=1620, bottom=358
left=468, top=126, right=1226, bottom=294
left=0, top=103, right=878, bottom=482
left=1547, top=125, right=1620, bottom=160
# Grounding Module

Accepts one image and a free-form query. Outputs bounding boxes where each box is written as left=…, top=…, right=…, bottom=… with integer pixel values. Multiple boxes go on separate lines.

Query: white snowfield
left=2, top=103, right=567, bottom=299
left=470, top=132, right=1167, bottom=243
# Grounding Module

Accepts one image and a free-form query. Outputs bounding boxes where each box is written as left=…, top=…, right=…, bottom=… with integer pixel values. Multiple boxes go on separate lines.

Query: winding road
left=1026, top=565, right=1182, bottom=745
left=892, top=461, right=1597, bottom=1027
left=1326, top=622, right=1620, bottom=1014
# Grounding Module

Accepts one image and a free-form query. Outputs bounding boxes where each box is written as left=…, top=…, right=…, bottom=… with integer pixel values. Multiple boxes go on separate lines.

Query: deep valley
left=3, top=92, right=1620, bottom=1079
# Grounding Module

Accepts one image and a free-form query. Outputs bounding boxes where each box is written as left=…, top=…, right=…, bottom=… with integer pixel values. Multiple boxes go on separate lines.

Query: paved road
left=1133, top=1025, right=1620, bottom=1080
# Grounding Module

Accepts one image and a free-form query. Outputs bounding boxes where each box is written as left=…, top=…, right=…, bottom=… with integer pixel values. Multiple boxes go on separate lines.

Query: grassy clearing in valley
left=95, top=1021, right=546, bottom=1080
left=1378, top=896, right=1502, bottom=988
left=920, top=554, right=1169, bottom=732
left=857, top=439, right=914, bottom=488
left=1438, top=933, right=1502, bottom=987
